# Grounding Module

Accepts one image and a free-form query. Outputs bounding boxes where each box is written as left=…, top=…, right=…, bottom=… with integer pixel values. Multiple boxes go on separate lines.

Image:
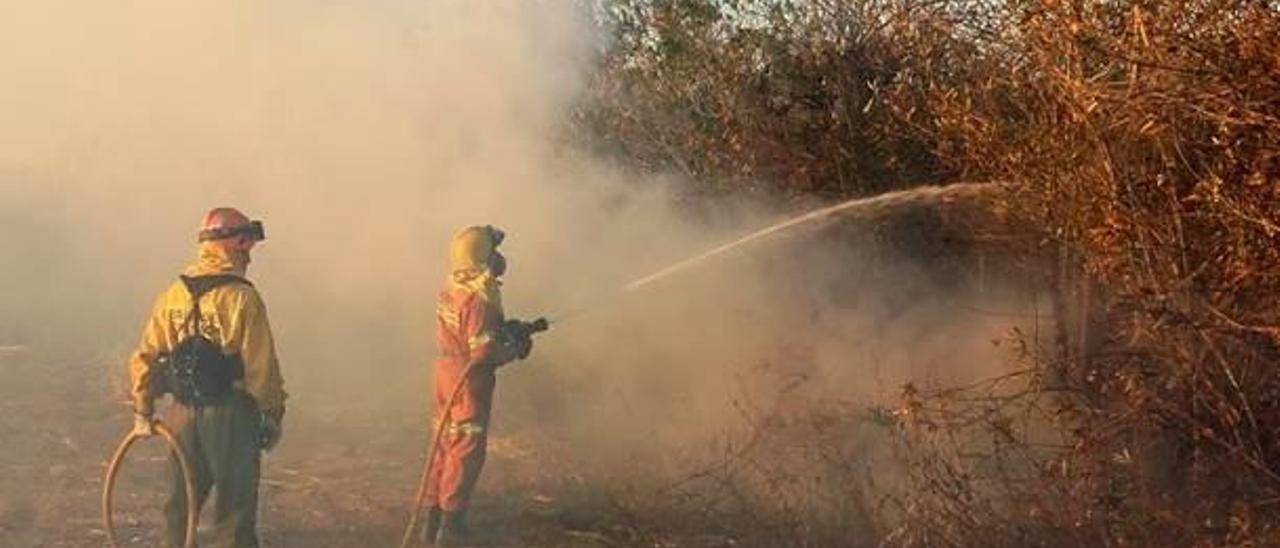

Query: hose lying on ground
left=102, top=422, right=198, bottom=548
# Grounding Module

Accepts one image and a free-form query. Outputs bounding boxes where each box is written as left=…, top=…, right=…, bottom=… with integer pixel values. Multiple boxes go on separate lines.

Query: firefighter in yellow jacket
left=127, top=207, right=286, bottom=548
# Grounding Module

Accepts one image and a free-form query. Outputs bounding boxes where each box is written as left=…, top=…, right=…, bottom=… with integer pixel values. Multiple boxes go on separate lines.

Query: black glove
left=501, top=318, right=547, bottom=361
left=259, top=407, right=285, bottom=451
left=513, top=335, right=534, bottom=360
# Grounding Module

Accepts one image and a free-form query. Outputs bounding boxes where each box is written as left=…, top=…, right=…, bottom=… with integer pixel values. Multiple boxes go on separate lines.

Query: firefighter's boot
left=419, top=506, right=443, bottom=545
left=434, top=510, right=471, bottom=546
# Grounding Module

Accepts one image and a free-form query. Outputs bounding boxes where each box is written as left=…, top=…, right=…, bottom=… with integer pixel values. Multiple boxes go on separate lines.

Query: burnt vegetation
left=573, top=0, right=1280, bottom=545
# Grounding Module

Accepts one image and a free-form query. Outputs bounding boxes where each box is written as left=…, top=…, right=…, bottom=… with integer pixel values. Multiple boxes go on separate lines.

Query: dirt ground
left=0, top=351, right=687, bottom=548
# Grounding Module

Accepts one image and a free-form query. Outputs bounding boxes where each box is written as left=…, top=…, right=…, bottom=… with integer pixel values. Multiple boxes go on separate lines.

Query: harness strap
left=177, top=275, right=254, bottom=336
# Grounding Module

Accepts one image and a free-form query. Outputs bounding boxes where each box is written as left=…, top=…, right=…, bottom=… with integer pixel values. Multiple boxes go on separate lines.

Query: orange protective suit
left=423, top=226, right=519, bottom=511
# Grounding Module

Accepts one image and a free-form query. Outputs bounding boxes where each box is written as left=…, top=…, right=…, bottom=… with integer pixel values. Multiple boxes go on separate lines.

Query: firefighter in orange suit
left=421, top=225, right=535, bottom=545
left=127, top=208, right=286, bottom=548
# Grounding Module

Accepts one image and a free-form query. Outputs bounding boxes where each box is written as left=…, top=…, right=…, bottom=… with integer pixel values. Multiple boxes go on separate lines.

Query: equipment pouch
left=151, top=275, right=252, bottom=406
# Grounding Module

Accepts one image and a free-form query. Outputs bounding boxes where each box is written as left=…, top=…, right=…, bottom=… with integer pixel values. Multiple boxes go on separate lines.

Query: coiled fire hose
left=102, top=422, right=198, bottom=548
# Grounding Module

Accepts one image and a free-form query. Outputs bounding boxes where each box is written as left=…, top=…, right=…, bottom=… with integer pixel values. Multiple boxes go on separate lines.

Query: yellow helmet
left=449, top=225, right=505, bottom=275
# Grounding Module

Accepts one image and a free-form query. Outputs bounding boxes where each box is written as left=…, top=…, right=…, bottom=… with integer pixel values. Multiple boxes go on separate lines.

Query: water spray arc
left=551, top=182, right=996, bottom=324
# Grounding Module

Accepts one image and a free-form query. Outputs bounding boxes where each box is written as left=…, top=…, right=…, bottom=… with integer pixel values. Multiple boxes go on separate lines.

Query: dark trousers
left=163, top=392, right=261, bottom=548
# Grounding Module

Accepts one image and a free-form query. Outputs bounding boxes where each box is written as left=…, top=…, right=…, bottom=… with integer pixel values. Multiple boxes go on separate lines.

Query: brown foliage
left=576, top=0, right=955, bottom=199
left=578, top=0, right=1280, bottom=545
left=891, top=0, right=1280, bottom=544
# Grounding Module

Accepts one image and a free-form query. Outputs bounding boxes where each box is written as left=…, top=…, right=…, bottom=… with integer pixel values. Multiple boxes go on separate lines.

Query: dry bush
left=883, top=0, right=1280, bottom=545
left=579, top=194, right=1027, bottom=548
left=576, top=0, right=959, bottom=199
left=577, top=0, right=1280, bottom=545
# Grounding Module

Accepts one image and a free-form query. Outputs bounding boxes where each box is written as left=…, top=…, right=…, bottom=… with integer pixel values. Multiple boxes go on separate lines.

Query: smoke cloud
left=0, top=0, right=1040, bottom=528
left=2, top=1, right=632, bottom=393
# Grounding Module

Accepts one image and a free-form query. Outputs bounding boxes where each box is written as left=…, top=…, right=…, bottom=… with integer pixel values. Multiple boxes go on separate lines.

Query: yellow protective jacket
left=128, top=243, right=286, bottom=416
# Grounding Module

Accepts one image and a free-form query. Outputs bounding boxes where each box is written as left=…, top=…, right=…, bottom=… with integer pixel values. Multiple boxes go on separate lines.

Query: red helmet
left=198, top=208, right=265, bottom=243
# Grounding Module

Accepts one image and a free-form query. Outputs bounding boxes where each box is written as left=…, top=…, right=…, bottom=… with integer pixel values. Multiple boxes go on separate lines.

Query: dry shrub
left=578, top=0, right=1280, bottom=545
left=883, top=0, right=1280, bottom=545
left=576, top=0, right=957, bottom=199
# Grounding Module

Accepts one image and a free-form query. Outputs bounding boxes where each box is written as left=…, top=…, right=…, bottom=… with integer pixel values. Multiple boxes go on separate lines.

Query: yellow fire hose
left=102, top=422, right=198, bottom=548
left=399, top=361, right=477, bottom=548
